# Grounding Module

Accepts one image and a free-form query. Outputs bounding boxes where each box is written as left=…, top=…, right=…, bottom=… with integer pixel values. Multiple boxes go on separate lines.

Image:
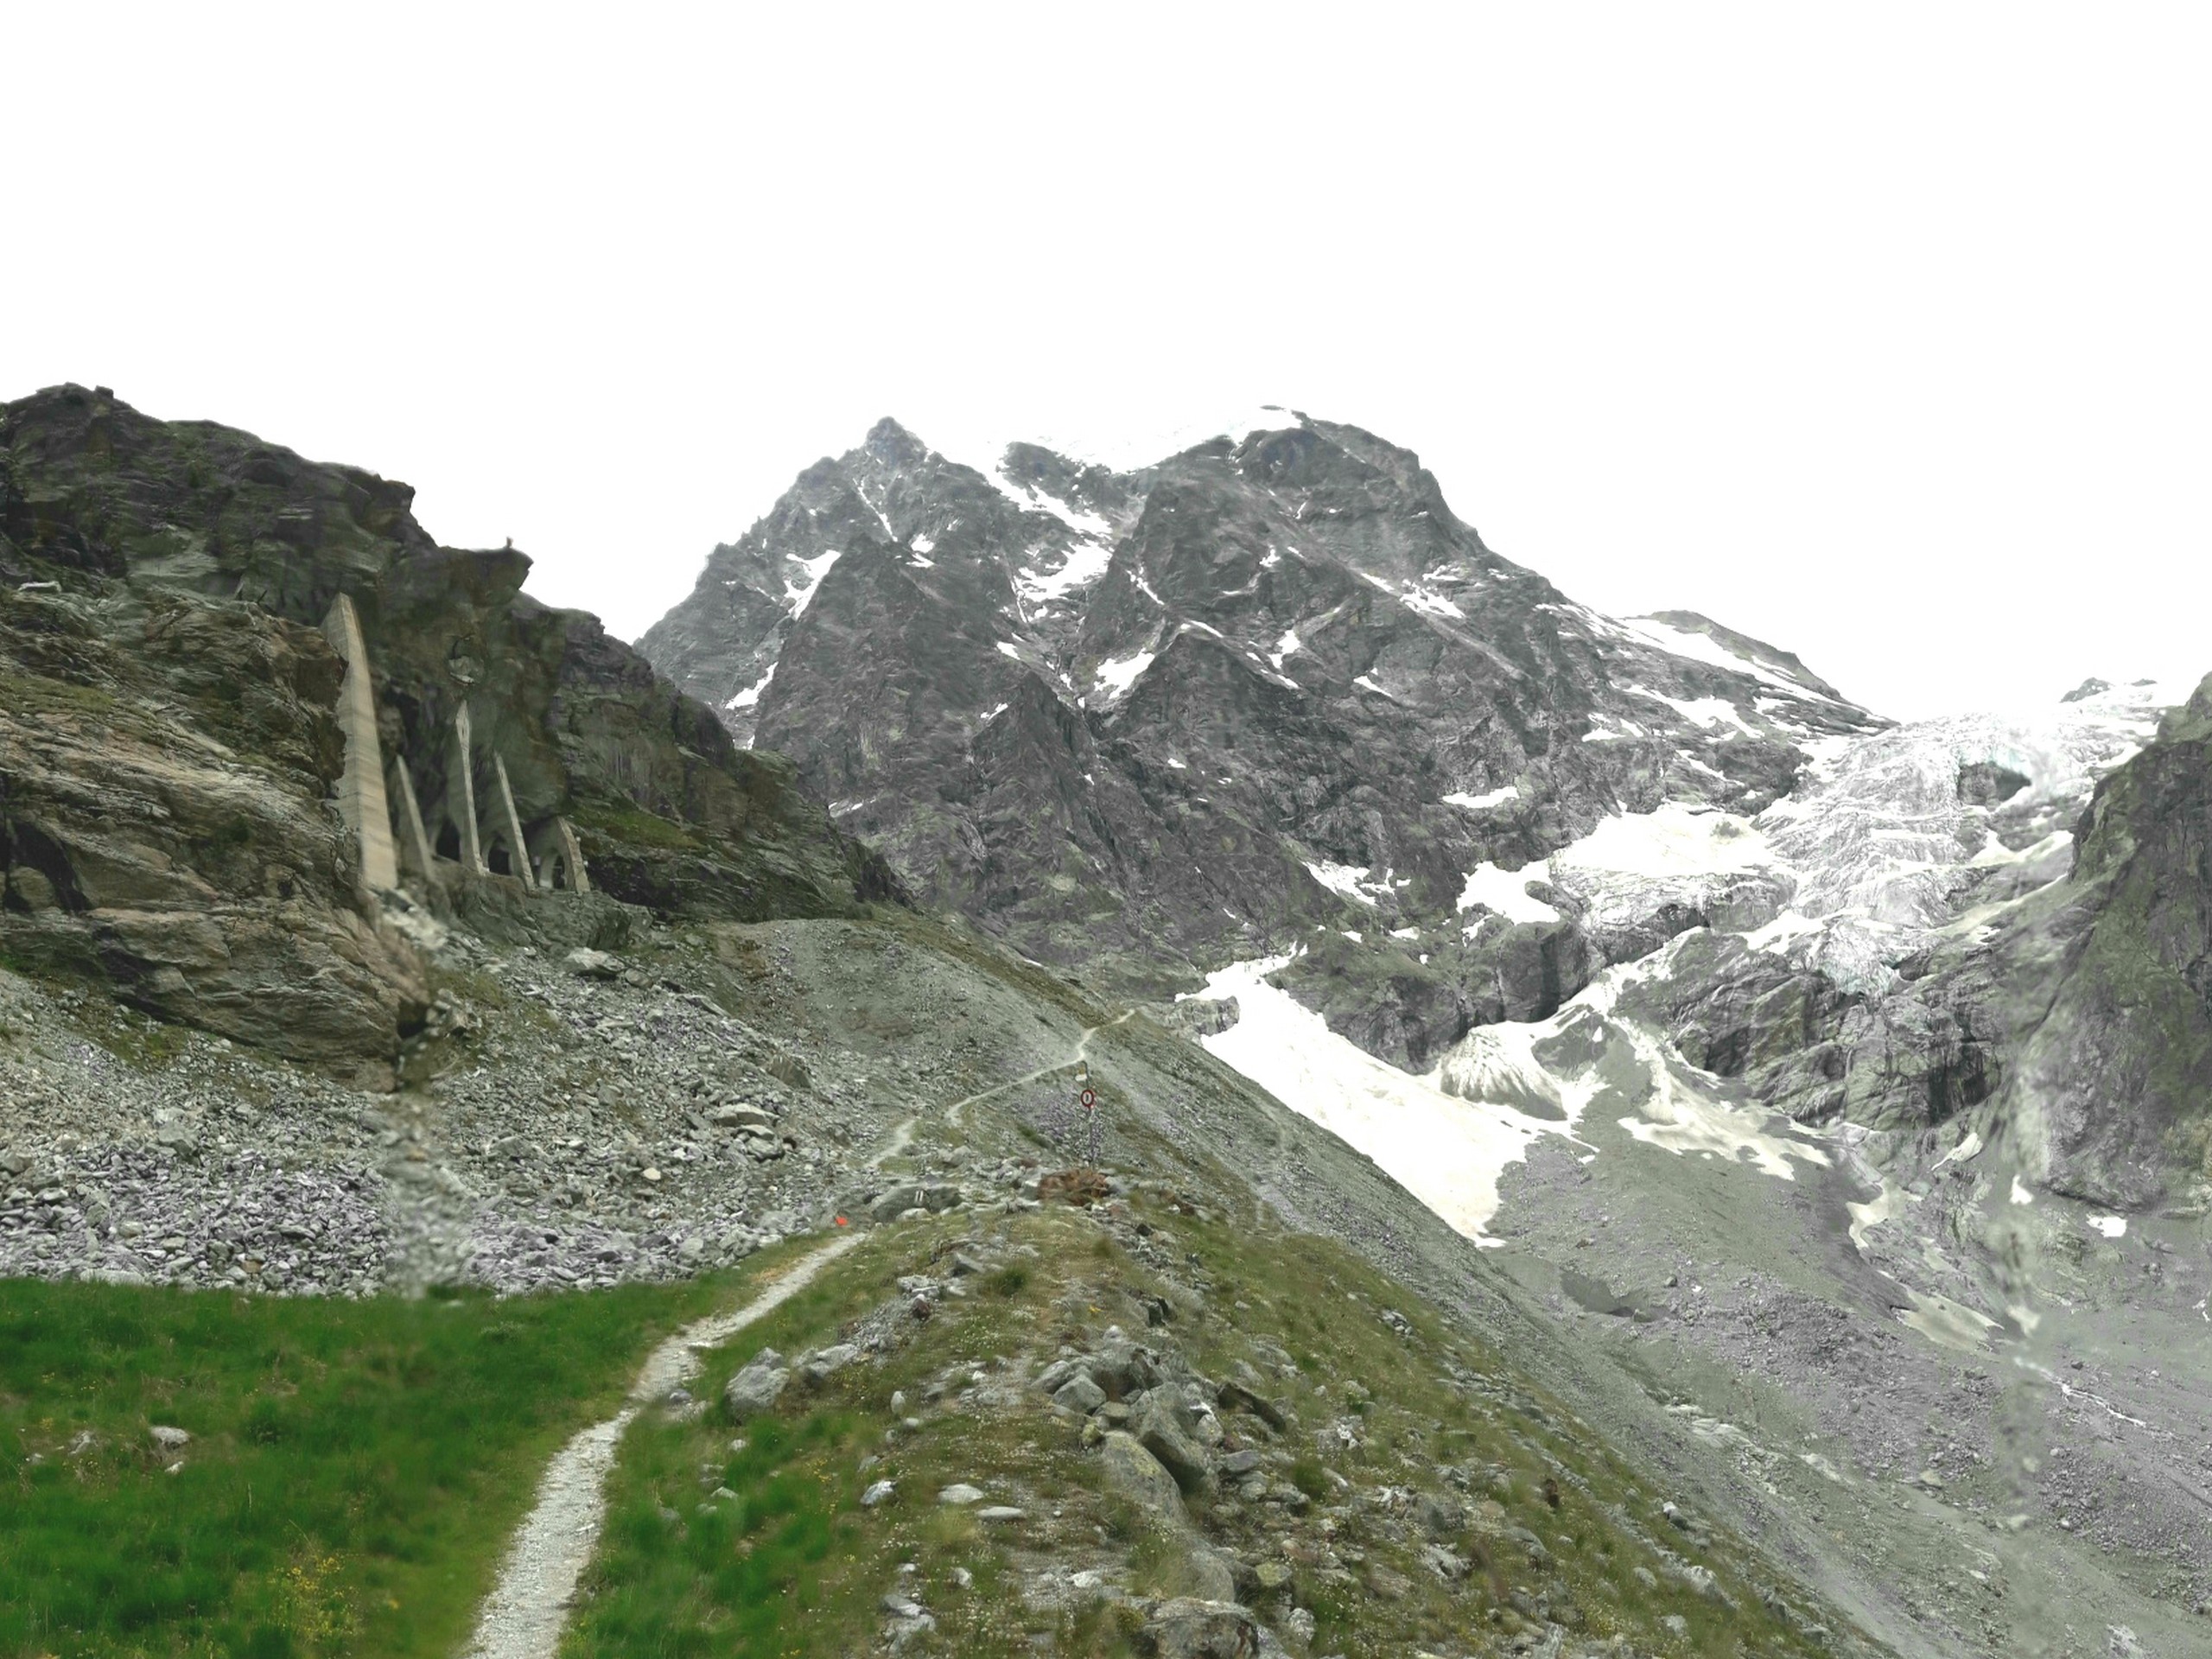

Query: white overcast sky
left=10, top=5, right=2209, bottom=719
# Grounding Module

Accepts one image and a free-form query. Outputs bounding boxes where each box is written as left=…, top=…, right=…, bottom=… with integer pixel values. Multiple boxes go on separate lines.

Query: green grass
left=0, top=1264, right=766, bottom=1659
left=566, top=1217, right=1109, bottom=1659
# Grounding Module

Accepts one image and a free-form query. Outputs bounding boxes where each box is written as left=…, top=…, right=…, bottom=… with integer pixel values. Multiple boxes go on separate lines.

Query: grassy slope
left=0, top=1265, right=773, bottom=1659
left=566, top=1194, right=1858, bottom=1659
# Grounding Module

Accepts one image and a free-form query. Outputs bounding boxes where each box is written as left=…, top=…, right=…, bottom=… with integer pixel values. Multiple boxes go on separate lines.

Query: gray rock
left=1135, top=1394, right=1215, bottom=1495
left=799, top=1343, right=861, bottom=1382
left=1034, top=1357, right=1083, bottom=1394
left=938, top=1483, right=985, bottom=1505
left=149, top=1425, right=192, bottom=1450
left=1138, top=1598, right=1259, bottom=1659
left=1217, top=1380, right=1287, bottom=1430
left=861, top=1479, right=896, bottom=1507
left=1100, top=1430, right=1188, bottom=1525
left=1419, top=1542, right=1469, bottom=1580
left=1089, top=1331, right=1161, bottom=1397
left=1053, top=1373, right=1108, bottom=1414
left=723, top=1349, right=790, bottom=1420
left=565, top=949, right=624, bottom=980
left=868, top=1181, right=961, bottom=1222
left=1414, top=1491, right=1463, bottom=1536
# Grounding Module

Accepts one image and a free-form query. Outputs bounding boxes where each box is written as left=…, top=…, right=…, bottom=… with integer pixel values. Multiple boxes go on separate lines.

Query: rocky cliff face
left=644, top=406, right=2212, bottom=1217
left=2011, top=674, right=2212, bottom=1205
left=643, top=410, right=1884, bottom=1052
left=0, top=385, right=897, bottom=1080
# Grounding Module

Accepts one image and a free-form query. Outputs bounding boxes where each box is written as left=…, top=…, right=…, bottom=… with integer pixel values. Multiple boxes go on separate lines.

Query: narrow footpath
left=461, top=1232, right=861, bottom=1659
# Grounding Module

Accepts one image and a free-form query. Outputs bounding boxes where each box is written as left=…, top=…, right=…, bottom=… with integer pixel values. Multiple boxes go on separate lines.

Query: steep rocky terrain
left=1170, top=673, right=2212, bottom=1659
left=642, top=411, right=2212, bottom=1656
left=7, top=387, right=2209, bottom=1656
left=0, top=385, right=1931, bottom=1659
left=1, top=385, right=894, bottom=1085
left=642, top=411, right=1882, bottom=1044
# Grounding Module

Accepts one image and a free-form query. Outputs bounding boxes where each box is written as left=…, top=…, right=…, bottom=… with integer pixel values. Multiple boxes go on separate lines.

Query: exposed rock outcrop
left=0, top=385, right=900, bottom=1076
left=640, top=412, right=1885, bottom=1014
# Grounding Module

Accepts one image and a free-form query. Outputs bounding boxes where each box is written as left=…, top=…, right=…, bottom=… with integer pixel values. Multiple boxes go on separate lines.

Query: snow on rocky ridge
left=1187, top=676, right=2187, bottom=1248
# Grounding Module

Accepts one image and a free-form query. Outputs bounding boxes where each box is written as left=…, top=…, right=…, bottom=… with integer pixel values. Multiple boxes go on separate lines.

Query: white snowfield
left=1018, top=536, right=1115, bottom=607
left=1456, top=803, right=1771, bottom=933
left=1192, top=956, right=1580, bottom=1242
left=1196, top=677, right=2189, bottom=1250
left=1305, top=861, right=1376, bottom=906
left=1192, top=942, right=1834, bottom=1247
left=1456, top=862, right=1560, bottom=925
left=1614, top=613, right=1843, bottom=703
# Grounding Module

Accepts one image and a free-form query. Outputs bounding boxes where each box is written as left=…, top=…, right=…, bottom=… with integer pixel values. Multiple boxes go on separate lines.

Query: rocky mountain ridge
left=1, top=385, right=896, bottom=1084
left=642, top=409, right=2212, bottom=1656
left=642, top=410, right=1885, bottom=1062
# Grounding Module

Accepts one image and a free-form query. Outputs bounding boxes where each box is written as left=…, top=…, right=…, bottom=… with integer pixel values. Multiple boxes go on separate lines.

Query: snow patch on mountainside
left=1090, top=649, right=1156, bottom=704
left=1456, top=863, right=1560, bottom=925
left=1444, top=785, right=1520, bottom=810
left=1018, top=537, right=1115, bottom=606
left=1305, top=861, right=1376, bottom=906
left=1611, top=1019, right=1830, bottom=1180
left=724, top=664, right=776, bottom=712
left=1192, top=956, right=1577, bottom=1242
left=784, top=551, right=842, bottom=618
left=1554, top=803, right=1774, bottom=880
left=1193, top=940, right=1839, bottom=1246
left=1618, top=614, right=1830, bottom=701
left=1642, top=690, right=1758, bottom=736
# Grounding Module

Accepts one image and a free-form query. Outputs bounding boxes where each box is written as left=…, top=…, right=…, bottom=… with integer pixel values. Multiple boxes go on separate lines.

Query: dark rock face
left=0, top=385, right=897, bottom=1076
left=2016, top=676, right=2212, bottom=1205
left=0, top=583, right=425, bottom=1084
left=636, top=404, right=2212, bottom=1211
left=642, top=412, right=1885, bottom=1026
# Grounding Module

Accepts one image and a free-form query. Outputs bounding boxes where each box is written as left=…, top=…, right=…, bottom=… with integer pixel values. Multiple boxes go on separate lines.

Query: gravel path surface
left=944, top=1011, right=1131, bottom=1129
left=462, top=1231, right=862, bottom=1659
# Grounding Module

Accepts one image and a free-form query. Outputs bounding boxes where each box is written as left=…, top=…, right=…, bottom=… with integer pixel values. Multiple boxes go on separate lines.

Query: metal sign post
left=1077, top=1060, right=1098, bottom=1166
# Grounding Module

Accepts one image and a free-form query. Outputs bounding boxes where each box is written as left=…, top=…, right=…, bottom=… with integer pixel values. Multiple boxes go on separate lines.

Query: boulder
left=1217, top=1380, right=1287, bottom=1431
left=1053, top=1373, right=1108, bottom=1414
left=868, top=1181, right=962, bottom=1222
left=1414, top=1491, right=1464, bottom=1537
left=1088, top=1331, right=1161, bottom=1397
left=761, top=1050, right=811, bottom=1090
left=1099, top=1430, right=1188, bottom=1527
left=1134, top=1394, right=1215, bottom=1495
left=798, top=1344, right=861, bottom=1383
left=1137, top=1599, right=1259, bottom=1659
left=723, top=1349, right=789, bottom=1420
